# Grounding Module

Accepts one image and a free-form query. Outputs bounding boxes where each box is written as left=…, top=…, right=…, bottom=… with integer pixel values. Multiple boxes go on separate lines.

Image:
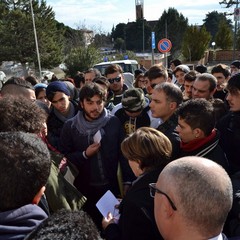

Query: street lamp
left=212, top=42, right=216, bottom=61
left=30, top=0, right=42, bottom=79
left=211, top=41, right=216, bottom=50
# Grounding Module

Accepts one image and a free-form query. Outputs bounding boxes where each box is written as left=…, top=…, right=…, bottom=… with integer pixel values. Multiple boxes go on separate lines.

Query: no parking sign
left=157, top=38, right=172, bottom=53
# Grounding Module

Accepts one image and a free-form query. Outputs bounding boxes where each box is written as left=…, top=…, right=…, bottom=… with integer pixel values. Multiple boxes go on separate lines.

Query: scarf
left=53, top=102, right=76, bottom=122
left=181, top=129, right=217, bottom=152
left=71, top=108, right=112, bottom=138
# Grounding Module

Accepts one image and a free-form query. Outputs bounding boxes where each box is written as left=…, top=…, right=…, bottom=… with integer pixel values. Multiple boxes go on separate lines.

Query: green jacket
left=45, top=151, right=87, bottom=213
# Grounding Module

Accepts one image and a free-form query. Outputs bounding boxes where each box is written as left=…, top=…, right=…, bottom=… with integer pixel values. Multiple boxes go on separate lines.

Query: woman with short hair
left=102, top=127, right=172, bottom=240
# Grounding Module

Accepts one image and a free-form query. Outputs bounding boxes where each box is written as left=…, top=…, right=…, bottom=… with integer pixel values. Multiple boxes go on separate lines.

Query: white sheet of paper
left=96, top=190, right=120, bottom=221
left=93, top=130, right=101, bottom=143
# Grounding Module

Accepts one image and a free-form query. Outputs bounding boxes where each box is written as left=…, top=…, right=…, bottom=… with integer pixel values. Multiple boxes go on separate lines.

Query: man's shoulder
left=106, top=113, right=121, bottom=124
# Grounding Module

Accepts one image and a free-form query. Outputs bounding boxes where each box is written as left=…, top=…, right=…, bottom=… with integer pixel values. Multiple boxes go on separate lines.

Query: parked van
left=93, top=60, right=139, bottom=75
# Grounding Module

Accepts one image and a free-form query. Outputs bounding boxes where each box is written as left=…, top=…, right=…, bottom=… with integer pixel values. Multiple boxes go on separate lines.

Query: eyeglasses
left=108, top=76, right=121, bottom=84
left=138, top=79, right=147, bottom=83
left=149, top=183, right=177, bottom=211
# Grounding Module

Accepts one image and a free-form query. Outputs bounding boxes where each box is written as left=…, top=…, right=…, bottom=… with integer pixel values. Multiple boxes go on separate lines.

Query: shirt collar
left=209, top=233, right=223, bottom=240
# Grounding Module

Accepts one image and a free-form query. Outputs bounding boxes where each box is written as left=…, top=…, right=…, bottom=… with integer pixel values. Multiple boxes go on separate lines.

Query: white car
left=0, top=71, right=6, bottom=83
left=0, top=71, right=6, bottom=89
left=41, top=70, right=54, bottom=80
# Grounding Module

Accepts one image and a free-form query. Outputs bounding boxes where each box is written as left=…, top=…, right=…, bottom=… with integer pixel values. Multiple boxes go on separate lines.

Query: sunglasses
left=108, top=76, right=121, bottom=84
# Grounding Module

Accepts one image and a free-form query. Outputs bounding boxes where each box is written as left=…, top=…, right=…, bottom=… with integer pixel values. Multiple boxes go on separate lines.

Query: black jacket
left=104, top=168, right=164, bottom=240
left=179, top=130, right=229, bottom=173
left=157, top=113, right=180, bottom=160
left=217, top=111, right=240, bottom=175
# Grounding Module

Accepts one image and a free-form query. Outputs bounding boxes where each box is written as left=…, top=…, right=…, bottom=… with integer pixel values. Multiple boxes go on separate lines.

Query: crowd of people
left=0, top=59, right=239, bottom=240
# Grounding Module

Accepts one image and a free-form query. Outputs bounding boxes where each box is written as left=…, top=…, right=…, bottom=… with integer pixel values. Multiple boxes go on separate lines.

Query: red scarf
left=181, top=129, right=217, bottom=152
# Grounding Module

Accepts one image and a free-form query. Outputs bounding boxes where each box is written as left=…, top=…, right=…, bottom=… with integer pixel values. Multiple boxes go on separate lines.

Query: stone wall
left=208, top=50, right=240, bottom=63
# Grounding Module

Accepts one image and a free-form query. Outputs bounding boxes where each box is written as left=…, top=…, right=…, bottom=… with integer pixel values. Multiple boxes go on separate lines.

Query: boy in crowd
left=0, top=131, right=51, bottom=240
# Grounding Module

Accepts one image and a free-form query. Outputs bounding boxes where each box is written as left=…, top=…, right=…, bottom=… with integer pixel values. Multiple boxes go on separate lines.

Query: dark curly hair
left=25, top=209, right=102, bottom=240
left=0, top=96, right=47, bottom=133
left=0, top=131, right=51, bottom=211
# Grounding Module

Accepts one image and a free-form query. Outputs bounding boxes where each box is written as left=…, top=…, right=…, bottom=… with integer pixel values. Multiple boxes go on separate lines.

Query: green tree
left=154, top=8, right=188, bottom=58
left=56, top=22, right=84, bottom=56
left=182, top=25, right=211, bottom=61
left=114, top=38, right=125, bottom=51
left=215, top=20, right=233, bottom=49
left=203, top=11, right=232, bottom=41
left=0, top=0, right=63, bottom=75
left=125, top=19, right=152, bottom=52
left=111, top=23, right=126, bottom=42
left=64, top=46, right=101, bottom=77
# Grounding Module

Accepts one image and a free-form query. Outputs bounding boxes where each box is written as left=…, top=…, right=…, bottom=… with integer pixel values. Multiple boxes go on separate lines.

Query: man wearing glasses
left=105, top=64, right=128, bottom=107
left=145, top=64, right=168, bottom=95
left=150, top=156, right=232, bottom=240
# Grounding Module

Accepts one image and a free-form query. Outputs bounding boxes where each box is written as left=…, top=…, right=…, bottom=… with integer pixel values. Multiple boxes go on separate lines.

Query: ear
left=210, top=88, right=217, bottom=96
left=161, top=195, right=175, bottom=219
left=169, top=101, right=177, bottom=110
left=193, top=128, right=203, bottom=138
left=32, top=186, right=46, bottom=205
left=79, top=100, right=83, bottom=109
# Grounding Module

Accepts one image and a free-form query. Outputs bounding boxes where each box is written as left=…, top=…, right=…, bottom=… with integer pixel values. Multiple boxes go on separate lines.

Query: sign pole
left=151, top=32, right=155, bottom=66
left=165, top=53, right=168, bottom=68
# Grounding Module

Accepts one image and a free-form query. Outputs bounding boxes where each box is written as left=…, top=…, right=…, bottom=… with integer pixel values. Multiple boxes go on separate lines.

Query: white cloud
left=46, top=0, right=236, bottom=32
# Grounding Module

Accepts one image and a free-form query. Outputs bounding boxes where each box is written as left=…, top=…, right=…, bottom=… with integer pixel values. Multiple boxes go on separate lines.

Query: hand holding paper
left=96, top=190, right=120, bottom=223
left=93, top=130, right=101, bottom=143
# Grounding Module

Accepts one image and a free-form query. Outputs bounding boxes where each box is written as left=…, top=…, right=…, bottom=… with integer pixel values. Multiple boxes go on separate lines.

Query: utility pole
left=30, top=0, right=42, bottom=79
left=233, top=0, right=239, bottom=60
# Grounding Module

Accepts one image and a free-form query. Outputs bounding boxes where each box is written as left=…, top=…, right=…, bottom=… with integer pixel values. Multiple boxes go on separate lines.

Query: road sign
left=157, top=38, right=172, bottom=53
left=151, top=32, right=155, bottom=49
left=234, top=8, right=240, bottom=21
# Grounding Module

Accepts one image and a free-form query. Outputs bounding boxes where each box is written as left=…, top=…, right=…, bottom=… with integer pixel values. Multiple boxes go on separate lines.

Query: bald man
left=152, top=156, right=232, bottom=240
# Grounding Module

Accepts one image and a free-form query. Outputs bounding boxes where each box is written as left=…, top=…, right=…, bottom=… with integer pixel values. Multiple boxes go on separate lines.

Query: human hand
left=102, top=212, right=115, bottom=230
left=85, top=142, right=100, bottom=157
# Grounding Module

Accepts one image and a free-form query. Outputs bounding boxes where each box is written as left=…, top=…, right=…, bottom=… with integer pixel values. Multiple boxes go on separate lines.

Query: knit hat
left=46, top=81, right=70, bottom=99
left=173, top=64, right=190, bottom=75
left=231, top=60, right=240, bottom=69
left=34, top=83, right=48, bottom=90
left=122, top=88, right=146, bottom=112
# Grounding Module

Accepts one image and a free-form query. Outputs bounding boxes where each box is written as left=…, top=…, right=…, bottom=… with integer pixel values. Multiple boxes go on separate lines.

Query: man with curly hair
left=0, top=131, right=51, bottom=240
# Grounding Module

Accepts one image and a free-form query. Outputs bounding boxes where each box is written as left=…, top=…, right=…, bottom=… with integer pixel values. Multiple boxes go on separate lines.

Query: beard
left=83, top=108, right=103, bottom=121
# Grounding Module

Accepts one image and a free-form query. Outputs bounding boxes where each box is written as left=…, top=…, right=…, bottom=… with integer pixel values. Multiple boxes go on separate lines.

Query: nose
left=92, top=102, right=100, bottom=110
left=175, top=125, right=180, bottom=133
left=149, top=101, right=153, bottom=108
left=226, top=93, right=231, bottom=101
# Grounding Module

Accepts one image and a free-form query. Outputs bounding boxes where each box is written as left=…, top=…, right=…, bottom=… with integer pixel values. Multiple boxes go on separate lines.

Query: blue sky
left=46, top=0, right=235, bottom=33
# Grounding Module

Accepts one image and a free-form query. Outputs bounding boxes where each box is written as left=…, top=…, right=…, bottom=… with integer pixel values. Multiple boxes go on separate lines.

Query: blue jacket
left=0, top=204, right=47, bottom=240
